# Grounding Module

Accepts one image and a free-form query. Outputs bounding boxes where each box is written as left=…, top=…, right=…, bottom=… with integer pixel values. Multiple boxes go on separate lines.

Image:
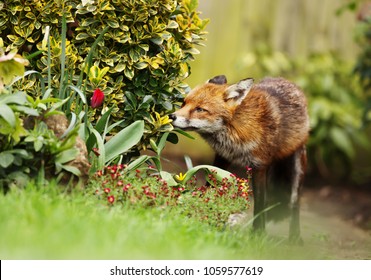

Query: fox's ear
left=207, top=75, right=227, bottom=85
left=225, top=78, right=254, bottom=105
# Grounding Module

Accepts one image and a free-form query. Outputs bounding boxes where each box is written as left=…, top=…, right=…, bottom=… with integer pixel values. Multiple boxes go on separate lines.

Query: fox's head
left=170, top=75, right=254, bottom=133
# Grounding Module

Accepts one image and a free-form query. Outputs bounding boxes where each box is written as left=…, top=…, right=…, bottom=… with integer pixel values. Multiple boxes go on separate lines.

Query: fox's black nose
left=169, top=114, right=176, bottom=121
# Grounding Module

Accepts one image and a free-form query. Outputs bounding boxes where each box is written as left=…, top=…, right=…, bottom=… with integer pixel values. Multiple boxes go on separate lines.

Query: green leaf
left=173, top=128, right=195, bottom=139
left=0, top=151, right=15, bottom=168
left=0, top=104, right=16, bottom=127
left=134, top=61, right=148, bottom=70
left=25, top=12, right=36, bottom=20
left=104, top=120, right=144, bottom=163
left=156, top=132, right=169, bottom=156
left=95, top=107, right=113, bottom=134
left=151, top=157, right=162, bottom=171
left=329, top=127, right=355, bottom=159
left=12, top=105, right=38, bottom=116
left=186, top=0, right=199, bottom=12
left=60, top=164, right=81, bottom=176
left=167, top=20, right=179, bottom=29
left=185, top=48, right=200, bottom=55
left=89, top=125, right=106, bottom=170
left=149, top=138, right=158, bottom=153
left=76, top=33, right=90, bottom=40
left=150, top=36, right=163, bottom=45
left=124, top=67, right=134, bottom=80
left=56, top=148, right=78, bottom=164
left=184, top=155, right=193, bottom=170
left=89, top=65, right=99, bottom=79
left=0, top=91, right=27, bottom=105
left=182, top=165, right=232, bottom=184
left=66, top=85, right=87, bottom=104
left=125, top=155, right=150, bottom=172
left=106, top=19, right=119, bottom=28
left=114, top=62, right=126, bottom=72
left=0, top=58, right=25, bottom=84
left=61, top=112, right=77, bottom=139
left=34, top=139, right=43, bottom=152
left=160, top=171, right=178, bottom=186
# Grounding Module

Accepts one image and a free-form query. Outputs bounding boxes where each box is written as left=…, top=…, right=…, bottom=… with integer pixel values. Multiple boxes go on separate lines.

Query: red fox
left=170, top=75, right=310, bottom=243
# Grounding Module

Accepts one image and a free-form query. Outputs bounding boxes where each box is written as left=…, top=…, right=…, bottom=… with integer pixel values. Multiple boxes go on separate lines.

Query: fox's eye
left=195, top=107, right=206, bottom=113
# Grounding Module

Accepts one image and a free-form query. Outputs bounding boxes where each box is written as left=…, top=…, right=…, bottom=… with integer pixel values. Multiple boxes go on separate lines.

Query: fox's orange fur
left=170, top=75, right=309, bottom=242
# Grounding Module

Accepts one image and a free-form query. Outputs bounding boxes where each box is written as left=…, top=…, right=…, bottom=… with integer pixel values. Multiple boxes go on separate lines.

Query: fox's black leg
left=252, top=167, right=267, bottom=233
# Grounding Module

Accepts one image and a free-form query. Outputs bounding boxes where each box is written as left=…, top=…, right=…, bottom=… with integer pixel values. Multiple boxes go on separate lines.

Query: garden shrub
left=354, top=7, right=371, bottom=125
left=295, top=54, right=367, bottom=179
left=0, top=0, right=208, bottom=156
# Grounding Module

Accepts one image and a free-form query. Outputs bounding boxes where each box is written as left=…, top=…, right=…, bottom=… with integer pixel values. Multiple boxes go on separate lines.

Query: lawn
left=0, top=182, right=331, bottom=260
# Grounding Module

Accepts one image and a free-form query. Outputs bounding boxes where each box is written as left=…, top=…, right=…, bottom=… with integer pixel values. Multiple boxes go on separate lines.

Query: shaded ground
left=267, top=185, right=371, bottom=259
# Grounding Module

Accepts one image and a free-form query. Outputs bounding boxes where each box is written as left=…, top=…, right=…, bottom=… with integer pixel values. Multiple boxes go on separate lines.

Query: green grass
left=0, top=182, right=329, bottom=260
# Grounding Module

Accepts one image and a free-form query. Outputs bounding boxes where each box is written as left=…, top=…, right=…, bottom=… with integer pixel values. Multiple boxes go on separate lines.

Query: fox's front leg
left=252, top=167, right=267, bottom=233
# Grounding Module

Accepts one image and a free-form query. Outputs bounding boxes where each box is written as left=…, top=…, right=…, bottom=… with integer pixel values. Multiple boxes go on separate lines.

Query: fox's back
left=246, top=77, right=309, bottom=150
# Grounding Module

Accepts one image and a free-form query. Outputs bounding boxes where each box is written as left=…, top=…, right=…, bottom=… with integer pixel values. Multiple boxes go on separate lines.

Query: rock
left=44, top=114, right=90, bottom=186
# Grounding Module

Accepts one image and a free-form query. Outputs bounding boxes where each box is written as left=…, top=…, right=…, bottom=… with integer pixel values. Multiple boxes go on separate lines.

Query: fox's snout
left=169, top=113, right=177, bottom=121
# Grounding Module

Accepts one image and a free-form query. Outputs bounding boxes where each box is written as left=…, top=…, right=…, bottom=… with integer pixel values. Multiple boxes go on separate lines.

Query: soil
left=266, top=184, right=371, bottom=259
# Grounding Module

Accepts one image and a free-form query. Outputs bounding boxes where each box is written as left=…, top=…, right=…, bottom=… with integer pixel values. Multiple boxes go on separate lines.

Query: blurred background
left=164, top=0, right=371, bottom=188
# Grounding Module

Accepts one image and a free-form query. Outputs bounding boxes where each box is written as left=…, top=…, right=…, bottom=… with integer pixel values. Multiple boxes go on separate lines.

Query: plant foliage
left=0, top=0, right=208, bottom=155
left=90, top=163, right=251, bottom=230
left=354, top=8, right=371, bottom=124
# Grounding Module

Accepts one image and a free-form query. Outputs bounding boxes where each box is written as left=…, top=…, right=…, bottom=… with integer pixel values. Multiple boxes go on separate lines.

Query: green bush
left=0, top=0, right=208, bottom=154
left=354, top=13, right=371, bottom=124
left=295, top=54, right=368, bottom=179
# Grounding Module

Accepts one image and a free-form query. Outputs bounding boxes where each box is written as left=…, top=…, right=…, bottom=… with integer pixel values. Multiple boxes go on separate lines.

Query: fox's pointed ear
left=207, top=75, right=227, bottom=85
left=225, top=78, right=254, bottom=105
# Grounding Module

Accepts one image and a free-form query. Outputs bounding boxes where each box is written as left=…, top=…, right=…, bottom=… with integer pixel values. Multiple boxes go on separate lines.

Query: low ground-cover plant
left=89, top=163, right=252, bottom=229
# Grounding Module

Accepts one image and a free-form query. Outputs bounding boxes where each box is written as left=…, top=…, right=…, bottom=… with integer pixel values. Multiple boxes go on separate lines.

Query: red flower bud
left=91, top=89, right=104, bottom=108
